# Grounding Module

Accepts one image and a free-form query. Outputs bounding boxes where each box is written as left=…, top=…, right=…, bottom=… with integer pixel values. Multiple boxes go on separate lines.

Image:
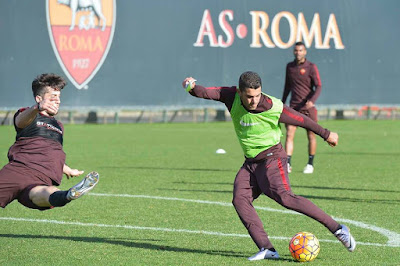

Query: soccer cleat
left=303, top=164, right=314, bottom=174
left=334, top=224, right=356, bottom=252
left=66, top=171, right=99, bottom=200
left=287, top=163, right=292, bottom=173
left=248, top=248, right=280, bottom=261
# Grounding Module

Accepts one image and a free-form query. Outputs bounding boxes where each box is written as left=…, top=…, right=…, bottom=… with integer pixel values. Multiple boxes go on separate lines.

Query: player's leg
left=232, top=163, right=265, bottom=247
left=19, top=171, right=99, bottom=210
left=0, top=163, right=57, bottom=210
left=285, top=124, right=297, bottom=173
left=307, top=130, right=317, bottom=156
left=303, top=130, right=316, bottom=173
left=259, top=157, right=339, bottom=231
left=303, top=107, right=318, bottom=174
left=18, top=184, right=68, bottom=210
left=0, top=164, right=22, bottom=208
left=29, top=185, right=60, bottom=207
left=232, top=162, right=279, bottom=261
left=257, top=157, right=355, bottom=251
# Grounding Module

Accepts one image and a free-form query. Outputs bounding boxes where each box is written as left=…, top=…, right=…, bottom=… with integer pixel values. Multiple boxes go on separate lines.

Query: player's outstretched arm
left=15, top=98, right=60, bottom=128
left=182, top=77, right=235, bottom=103
left=63, top=164, right=84, bottom=179
left=15, top=104, right=40, bottom=128
left=280, top=105, right=333, bottom=143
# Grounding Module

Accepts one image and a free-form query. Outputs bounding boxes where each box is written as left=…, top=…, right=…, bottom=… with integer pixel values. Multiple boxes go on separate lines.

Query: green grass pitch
left=0, top=120, right=399, bottom=265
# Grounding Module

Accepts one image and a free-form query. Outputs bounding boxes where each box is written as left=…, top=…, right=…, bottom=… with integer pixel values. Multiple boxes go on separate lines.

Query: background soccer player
left=182, top=72, right=355, bottom=261
left=282, top=42, right=322, bottom=174
left=0, top=73, right=99, bottom=210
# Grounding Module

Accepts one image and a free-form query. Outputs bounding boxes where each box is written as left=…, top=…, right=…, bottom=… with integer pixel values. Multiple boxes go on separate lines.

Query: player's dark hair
left=239, top=71, right=262, bottom=92
left=295, top=41, right=306, bottom=49
left=32, top=73, right=66, bottom=97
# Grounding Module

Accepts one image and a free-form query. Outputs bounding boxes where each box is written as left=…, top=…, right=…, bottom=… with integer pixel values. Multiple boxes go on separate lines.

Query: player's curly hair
left=238, top=71, right=262, bottom=92
left=32, top=73, right=67, bottom=97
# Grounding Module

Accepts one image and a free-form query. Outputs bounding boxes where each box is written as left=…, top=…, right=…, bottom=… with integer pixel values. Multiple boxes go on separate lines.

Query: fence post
left=103, top=112, right=107, bottom=124
left=204, top=108, right=209, bottom=122
left=162, top=110, right=167, bottom=123
left=68, top=111, right=74, bottom=124
left=114, top=111, right=119, bottom=124
left=367, top=106, right=371, bottom=120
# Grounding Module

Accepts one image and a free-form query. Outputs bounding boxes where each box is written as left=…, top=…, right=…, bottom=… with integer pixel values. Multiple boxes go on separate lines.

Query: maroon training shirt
left=282, top=59, right=322, bottom=111
left=189, top=85, right=330, bottom=160
left=7, top=108, right=66, bottom=185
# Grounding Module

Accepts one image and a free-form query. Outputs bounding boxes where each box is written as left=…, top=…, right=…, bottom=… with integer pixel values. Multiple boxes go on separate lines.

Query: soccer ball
left=289, top=232, right=320, bottom=262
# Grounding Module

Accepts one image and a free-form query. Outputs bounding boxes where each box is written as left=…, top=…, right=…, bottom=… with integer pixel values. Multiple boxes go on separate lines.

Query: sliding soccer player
left=0, top=73, right=99, bottom=211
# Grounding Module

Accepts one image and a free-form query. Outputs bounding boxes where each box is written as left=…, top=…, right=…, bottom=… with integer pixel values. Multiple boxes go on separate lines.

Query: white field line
left=0, top=216, right=395, bottom=248
left=88, top=193, right=400, bottom=247
left=1, top=193, right=399, bottom=248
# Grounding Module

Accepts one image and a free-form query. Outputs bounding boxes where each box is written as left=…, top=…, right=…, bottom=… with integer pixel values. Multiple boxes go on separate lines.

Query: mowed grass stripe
left=0, top=216, right=394, bottom=248
left=87, top=192, right=400, bottom=247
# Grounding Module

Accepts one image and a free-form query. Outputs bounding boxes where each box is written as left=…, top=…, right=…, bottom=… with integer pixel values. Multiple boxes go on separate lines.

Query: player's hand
left=305, top=100, right=315, bottom=109
left=326, top=132, right=338, bottom=147
left=38, top=97, right=59, bottom=115
left=182, top=77, right=196, bottom=90
left=63, top=165, right=84, bottom=179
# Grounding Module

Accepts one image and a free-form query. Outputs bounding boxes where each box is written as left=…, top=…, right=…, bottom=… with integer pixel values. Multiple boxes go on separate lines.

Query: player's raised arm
left=182, top=77, right=237, bottom=105
left=14, top=104, right=41, bottom=129
left=15, top=90, right=61, bottom=129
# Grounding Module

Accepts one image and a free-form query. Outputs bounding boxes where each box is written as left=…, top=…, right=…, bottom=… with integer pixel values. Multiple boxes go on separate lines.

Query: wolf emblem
left=57, top=0, right=106, bottom=31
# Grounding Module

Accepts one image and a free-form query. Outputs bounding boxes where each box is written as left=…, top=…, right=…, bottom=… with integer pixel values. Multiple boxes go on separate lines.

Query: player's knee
left=17, top=185, right=52, bottom=210
left=286, top=135, right=295, bottom=141
left=286, top=130, right=296, bottom=139
left=29, top=194, right=47, bottom=206
left=28, top=186, right=57, bottom=207
left=232, top=194, right=250, bottom=210
left=232, top=195, right=241, bottom=208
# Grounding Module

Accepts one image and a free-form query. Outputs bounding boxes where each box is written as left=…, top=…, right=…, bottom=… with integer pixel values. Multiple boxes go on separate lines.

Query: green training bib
left=231, top=92, right=283, bottom=158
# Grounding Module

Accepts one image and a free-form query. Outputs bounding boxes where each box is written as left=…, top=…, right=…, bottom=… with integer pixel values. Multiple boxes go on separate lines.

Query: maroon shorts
left=299, top=107, right=318, bottom=122
left=0, top=162, right=56, bottom=210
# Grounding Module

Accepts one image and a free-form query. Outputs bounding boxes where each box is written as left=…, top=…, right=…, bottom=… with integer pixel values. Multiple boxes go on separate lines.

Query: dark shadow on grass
left=0, top=233, right=247, bottom=259
left=172, top=182, right=399, bottom=194
left=160, top=188, right=232, bottom=194
left=299, top=194, right=400, bottom=204
left=100, top=166, right=236, bottom=173
left=172, top=181, right=233, bottom=186
left=319, top=151, right=400, bottom=156
left=293, top=185, right=399, bottom=194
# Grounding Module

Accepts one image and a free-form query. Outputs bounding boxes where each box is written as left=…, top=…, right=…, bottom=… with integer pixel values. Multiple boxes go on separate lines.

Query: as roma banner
left=46, top=0, right=116, bottom=90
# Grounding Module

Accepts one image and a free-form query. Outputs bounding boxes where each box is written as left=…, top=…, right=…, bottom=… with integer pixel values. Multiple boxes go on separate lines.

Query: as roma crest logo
left=300, top=68, right=306, bottom=75
left=46, top=0, right=116, bottom=89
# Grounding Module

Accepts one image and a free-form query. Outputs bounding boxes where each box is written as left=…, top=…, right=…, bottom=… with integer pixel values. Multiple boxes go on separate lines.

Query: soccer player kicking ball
left=182, top=72, right=355, bottom=261
left=0, top=73, right=99, bottom=211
